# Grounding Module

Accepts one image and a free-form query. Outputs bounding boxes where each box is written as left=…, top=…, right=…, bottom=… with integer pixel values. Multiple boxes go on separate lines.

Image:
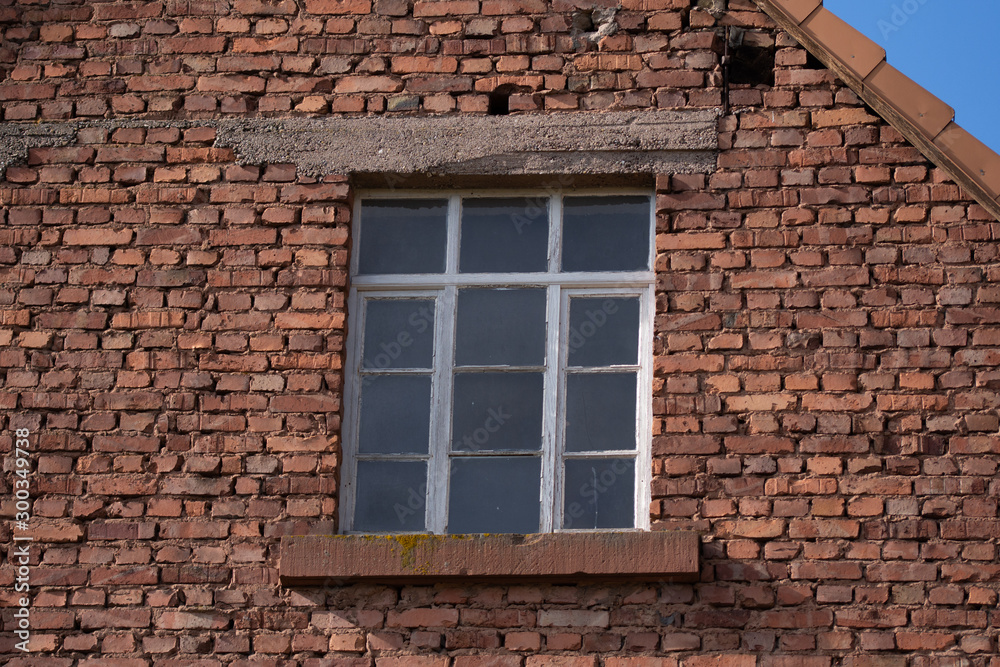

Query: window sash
left=341, top=190, right=654, bottom=534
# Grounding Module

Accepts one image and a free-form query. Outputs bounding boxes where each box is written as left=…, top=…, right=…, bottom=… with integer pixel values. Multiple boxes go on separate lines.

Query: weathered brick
left=157, top=611, right=230, bottom=630
left=386, top=608, right=460, bottom=628
left=538, top=610, right=609, bottom=628
left=63, top=229, right=134, bottom=246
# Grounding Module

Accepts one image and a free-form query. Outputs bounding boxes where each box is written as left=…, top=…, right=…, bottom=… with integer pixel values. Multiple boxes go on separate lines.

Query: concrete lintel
left=215, top=110, right=719, bottom=177
left=279, top=531, right=700, bottom=585
left=0, top=111, right=718, bottom=179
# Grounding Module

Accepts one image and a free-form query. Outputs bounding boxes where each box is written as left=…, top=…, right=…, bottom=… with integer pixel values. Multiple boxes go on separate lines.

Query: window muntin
left=343, top=190, right=654, bottom=534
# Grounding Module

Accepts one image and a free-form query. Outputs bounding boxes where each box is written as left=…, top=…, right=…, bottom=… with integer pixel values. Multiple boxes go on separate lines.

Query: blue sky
left=825, top=0, right=1000, bottom=153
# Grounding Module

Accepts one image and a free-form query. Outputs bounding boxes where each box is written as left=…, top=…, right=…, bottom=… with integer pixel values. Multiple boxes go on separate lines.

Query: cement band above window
left=279, top=531, right=700, bottom=585
left=0, top=111, right=718, bottom=178
left=215, top=110, right=719, bottom=177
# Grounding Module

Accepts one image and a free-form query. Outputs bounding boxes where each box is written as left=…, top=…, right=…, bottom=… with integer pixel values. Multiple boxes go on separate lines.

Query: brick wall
left=2, top=0, right=1000, bottom=665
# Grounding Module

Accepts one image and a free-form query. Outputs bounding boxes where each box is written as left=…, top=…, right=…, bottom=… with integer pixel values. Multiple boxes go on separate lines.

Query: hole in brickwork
left=804, top=52, right=825, bottom=70
left=571, top=7, right=618, bottom=50
left=572, top=9, right=595, bottom=33
left=729, top=44, right=775, bottom=87
left=488, top=87, right=512, bottom=116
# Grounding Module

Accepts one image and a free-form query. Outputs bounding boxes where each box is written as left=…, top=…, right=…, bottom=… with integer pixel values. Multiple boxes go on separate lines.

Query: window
left=340, top=190, right=654, bottom=534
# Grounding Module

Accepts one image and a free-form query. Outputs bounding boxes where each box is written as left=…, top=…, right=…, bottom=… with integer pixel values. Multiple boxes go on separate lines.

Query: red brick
left=538, top=610, right=609, bottom=628
left=377, top=658, right=449, bottom=667
left=334, top=75, right=403, bottom=93
left=413, top=0, right=479, bottom=16
left=716, top=520, right=785, bottom=539
left=278, top=183, right=349, bottom=202
left=209, top=228, right=278, bottom=245
left=80, top=609, right=152, bottom=629
left=274, top=312, right=344, bottom=329
left=305, top=0, right=372, bottom=12
left=867, top=563, right=939, bottom=582
left=525, top=658, right=597, bottom=667
left=759, top=610, right=833, bottom=629
left=329, top=631, right=366, bottom=651
left=391, top=56, right=460, bottom=74
left=575, top=53, right=643, bottom=71
left=36, top=312, right=109, bottom=330
left=453, top=658, right=522, bottom=667
left=788, top=520, right=861, bottom=539
left=94, top=146, right=165, bottom=163
left=87, top=522, right=156, bottom=540
left=504, top=631, right=541, bottom=651
left=63, top=229, right=134, bottom=246
left=387, top=608, right=460, bottom=628
left=269, top=394, right=340, bottom=412
left=157, top=611, right=229, bottom=630
left=682, top=658, right=755, bottom=667
left=812, top=108, right=879, bottom=127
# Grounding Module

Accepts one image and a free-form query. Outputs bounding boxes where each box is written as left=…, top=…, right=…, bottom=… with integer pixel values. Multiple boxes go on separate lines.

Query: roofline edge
left=752, top=0, right=1000, bottom=223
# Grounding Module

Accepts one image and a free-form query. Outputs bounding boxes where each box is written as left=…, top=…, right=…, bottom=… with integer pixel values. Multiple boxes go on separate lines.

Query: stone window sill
left=279, top=531, right=699, bottom=585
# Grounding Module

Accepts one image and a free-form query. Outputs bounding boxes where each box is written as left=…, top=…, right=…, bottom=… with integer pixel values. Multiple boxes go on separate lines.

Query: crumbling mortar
left=571, top=6, right=620, bottom=51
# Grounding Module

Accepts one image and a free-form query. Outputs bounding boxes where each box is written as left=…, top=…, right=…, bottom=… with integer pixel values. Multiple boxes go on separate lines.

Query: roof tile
left=865, top=61, right=954, bottom=140
left=766, top=0, right=821, bottom=24
left=799, top=7, right=885, bottom=81
left=936, top=123, right=1000, bottom=200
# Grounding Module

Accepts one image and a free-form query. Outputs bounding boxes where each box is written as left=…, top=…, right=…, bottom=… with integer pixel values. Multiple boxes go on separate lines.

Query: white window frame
left=340, top=188, right=654, bottom=534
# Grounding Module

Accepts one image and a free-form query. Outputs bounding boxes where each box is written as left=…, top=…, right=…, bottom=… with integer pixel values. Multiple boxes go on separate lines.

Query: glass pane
left=448, top=457, right=541, bottom=534
left=452, top=372, right=543, bottom=452
left=563, top=458, right=635, bottom=529
left=362, top=299, right=435, bottom=370
left=358, top=199, right=448, bottom=275
left=455, top=288, right=547, bottom=367
left=565, top=372, right=637, bottom=452
left=460, top=197, right=549, bottom=273
left=355, top=460, right=427, bottom=532
left=561, top=196, right=651, bottom=272
left=359, top=375, right=432, bottom=455
left=567, top=297, right=640, bottom=367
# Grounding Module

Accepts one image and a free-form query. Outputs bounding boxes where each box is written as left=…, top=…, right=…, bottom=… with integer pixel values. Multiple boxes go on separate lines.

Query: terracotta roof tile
left=936, top=124, right=1000, bottom=201
left=799, top=8, right=885, bottom=81
left=765, top=0, right=821, bottom=24
left=864, top=62, right=954, bottom=140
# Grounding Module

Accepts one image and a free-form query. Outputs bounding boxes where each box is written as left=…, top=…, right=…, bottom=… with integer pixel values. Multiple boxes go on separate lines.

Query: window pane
left=563, top=458, right=635, bottom=529
left=567, top=297, right=640, bottom=367
left=452, top=372, right=543, bottom=452
left=455, top=288, right=547, bottom=366
left=359, top=199, right=448, bottom=275
left=362, top=299, right=435, bottom=370
left=448, top=457, right=541, bottom=534
left=355, top=460, right=427, bottom=532
left=562, top=196, right=650, bottom=272
left=359, top=375, right=432, bottom=455
left=460, top=197, right=549, bottom=273
left=565, top=372, right=637, bottom=452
